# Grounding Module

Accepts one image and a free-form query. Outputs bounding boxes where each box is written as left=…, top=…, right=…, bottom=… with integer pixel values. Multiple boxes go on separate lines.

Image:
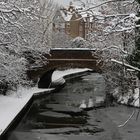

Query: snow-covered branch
left=77, top=0, right=135, bottom=12
left=111, top=59, right=140, bottom=72
left=102, top=45, right=129, bottom=54
left=0, top=0, right=56, bottom=94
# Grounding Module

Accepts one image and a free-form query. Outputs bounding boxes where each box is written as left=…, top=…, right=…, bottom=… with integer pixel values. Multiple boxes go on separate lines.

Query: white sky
left=53, top=0, right=100, bottom=6
left=53, top=0, right=71, bottom=6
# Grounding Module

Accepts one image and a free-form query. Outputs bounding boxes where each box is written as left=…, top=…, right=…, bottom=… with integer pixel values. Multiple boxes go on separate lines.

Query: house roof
left=59, top=3, right=103, bottom=23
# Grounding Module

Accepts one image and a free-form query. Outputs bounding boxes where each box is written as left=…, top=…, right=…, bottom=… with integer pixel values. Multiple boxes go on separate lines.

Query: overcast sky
left=53, top=0, right=97, bottom=6
left=53, top=0, right=71, bottom=6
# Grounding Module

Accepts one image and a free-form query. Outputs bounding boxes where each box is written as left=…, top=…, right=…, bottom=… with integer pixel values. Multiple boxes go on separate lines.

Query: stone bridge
left=27, top=48, right=103, bottom=82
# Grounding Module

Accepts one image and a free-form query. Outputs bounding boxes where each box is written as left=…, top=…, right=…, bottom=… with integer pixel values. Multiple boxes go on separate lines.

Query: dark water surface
left=6, top=72, right=140, bottom=140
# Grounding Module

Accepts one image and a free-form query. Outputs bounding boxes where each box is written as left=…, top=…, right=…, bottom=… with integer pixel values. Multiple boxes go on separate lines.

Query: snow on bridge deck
left=50, top=48, right=96, bottom=51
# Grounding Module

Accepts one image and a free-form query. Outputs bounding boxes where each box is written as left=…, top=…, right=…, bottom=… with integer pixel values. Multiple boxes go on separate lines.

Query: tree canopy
left=0, top=0, right=56, bottom=94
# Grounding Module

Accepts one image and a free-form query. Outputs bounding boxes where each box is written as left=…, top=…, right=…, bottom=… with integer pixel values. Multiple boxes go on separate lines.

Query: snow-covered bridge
left=27, top=48, right=103, bottom=82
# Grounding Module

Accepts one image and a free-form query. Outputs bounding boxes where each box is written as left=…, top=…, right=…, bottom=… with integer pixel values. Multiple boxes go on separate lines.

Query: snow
left=52, top=68, right=91, bottom=81
left=132, top=88, right=140, bottom=107
left=0, top=87, right=53, bottom=135
left=129, top=13, right=136, bottom=18
left=113, top=87, right=140, bottom=107
left=111, top=59, right=140, bottom=72
left=111, top=59, right=140, bottom=107
left=0, top=68, right=91, bottom=136
left=50, top=47, right=96, bottom=51
left=0, top=93, right=32, bottom=135
left=60, top=10, right=72, bottom=22
left=60, top=0, right=103, bottom=23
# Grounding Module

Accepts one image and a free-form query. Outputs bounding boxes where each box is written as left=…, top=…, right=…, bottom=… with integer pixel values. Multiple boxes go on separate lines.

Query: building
left=53, top=2, right=94, bottom=39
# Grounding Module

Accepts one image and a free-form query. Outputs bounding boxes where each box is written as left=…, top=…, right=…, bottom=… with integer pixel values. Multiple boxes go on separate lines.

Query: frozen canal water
left=5, top=72, right=140, bottom=140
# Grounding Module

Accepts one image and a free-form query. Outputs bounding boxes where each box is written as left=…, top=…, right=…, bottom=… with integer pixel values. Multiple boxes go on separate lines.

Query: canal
left=5, top=72, right=140, bottom=140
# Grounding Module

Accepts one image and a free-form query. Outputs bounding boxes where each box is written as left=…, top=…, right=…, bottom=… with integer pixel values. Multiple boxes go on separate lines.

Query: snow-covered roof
left=60, top=1, right=104, bottom=22
left=60, top=10, right=72, bottom=22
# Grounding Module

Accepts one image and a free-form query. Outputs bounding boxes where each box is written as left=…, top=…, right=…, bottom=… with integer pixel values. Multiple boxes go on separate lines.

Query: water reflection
left=7, top=72, right=106, bottom=139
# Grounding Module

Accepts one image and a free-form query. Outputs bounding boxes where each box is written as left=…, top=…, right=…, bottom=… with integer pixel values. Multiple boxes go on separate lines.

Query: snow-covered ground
left=0, top=68, right=90, bottom=136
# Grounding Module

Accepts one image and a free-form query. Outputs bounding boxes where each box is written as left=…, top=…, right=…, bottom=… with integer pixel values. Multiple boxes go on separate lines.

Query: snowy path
left=0, top=68, right=90, bottom=136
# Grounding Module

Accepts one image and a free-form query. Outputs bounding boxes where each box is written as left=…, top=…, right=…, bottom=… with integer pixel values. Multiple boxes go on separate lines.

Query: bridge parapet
left=49, top=48, right=97, bottom=59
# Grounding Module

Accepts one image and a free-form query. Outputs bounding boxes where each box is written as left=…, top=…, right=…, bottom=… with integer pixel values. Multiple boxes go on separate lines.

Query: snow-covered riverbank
left=113, top=87, right=140, bottom=107
left=0, top=68, right=90, bottom=136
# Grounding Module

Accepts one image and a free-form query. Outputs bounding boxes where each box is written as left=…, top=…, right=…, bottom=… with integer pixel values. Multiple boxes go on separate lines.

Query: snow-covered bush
left=71, top=37, right=93, bottom=48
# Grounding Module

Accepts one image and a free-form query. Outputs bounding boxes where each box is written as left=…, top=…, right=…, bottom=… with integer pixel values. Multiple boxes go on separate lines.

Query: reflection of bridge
left=27, top=48, right=103, bottom=82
